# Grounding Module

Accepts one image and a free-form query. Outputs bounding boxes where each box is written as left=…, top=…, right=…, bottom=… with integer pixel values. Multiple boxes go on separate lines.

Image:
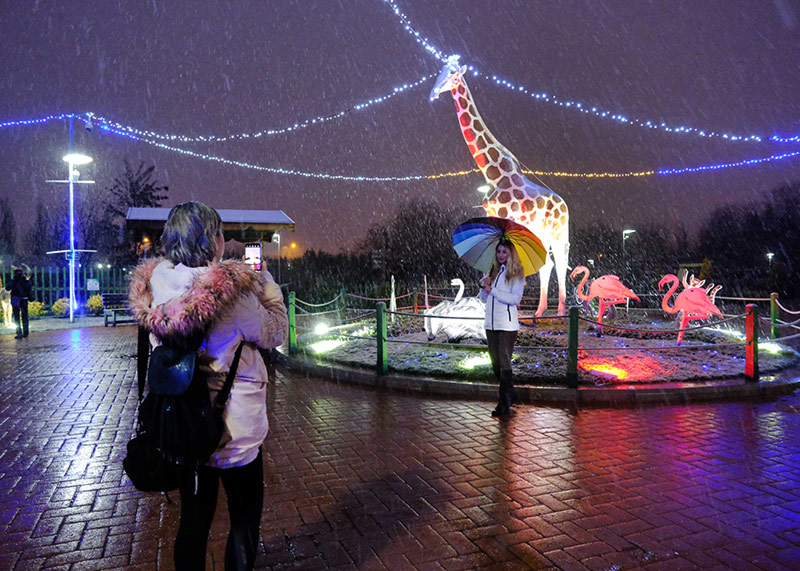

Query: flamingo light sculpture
left=570, top=266, right=639, bottom=331
left=658, top=274, right=723, bottom=345
left=681, top=271, right=722, bottom=304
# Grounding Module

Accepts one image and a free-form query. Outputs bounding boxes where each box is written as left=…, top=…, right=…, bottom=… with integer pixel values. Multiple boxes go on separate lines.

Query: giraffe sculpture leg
left=552, top=239, right=570, bottom=316
left=535, top=254, right=555, bottom=317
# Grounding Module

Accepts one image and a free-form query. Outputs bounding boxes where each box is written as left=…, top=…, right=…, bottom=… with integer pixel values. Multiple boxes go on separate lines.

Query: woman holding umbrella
left=479, top=239, right=525, bottom=417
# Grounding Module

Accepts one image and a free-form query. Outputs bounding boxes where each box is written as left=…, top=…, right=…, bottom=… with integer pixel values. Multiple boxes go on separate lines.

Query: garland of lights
left=89, top=74, right=434, bottom=143
left=381, top=1, right=799, bottom=145
left=2, top=4, right=796, bottom=150
left=99, top=122, right=800, bottom=180
left=382, top=0, right=449, bottom=62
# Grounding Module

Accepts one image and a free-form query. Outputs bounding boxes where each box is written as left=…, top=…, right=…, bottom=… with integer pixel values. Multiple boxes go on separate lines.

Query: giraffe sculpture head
left=429, top=56, right=466, bottom=101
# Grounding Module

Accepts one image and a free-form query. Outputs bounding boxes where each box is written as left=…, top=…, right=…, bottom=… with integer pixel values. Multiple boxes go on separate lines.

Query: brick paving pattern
left=1, top=326, right=800, bottom=569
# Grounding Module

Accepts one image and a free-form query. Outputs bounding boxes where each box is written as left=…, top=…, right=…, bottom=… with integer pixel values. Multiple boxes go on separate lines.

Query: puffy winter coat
left=129, top=258, right=288, bottom=469
left=479, top=264, right=525, bottom=331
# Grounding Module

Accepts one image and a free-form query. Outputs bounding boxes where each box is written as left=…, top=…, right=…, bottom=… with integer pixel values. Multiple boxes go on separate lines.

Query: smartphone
left=244, top=242, right=262, bottom=271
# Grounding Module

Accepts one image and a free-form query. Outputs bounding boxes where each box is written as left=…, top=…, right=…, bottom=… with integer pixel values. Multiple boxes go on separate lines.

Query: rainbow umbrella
left=453, top=217, right=548, bottom=276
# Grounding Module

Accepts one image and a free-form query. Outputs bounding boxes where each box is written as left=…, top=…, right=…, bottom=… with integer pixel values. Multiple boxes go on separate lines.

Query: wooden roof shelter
left=126, top=207, right=295, bottom=243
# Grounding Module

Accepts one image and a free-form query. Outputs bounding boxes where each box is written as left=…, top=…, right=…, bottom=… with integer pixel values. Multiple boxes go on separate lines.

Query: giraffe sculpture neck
left=435, top=64, right=570, bottom=317
left=450, top=80, right=525, bottom=190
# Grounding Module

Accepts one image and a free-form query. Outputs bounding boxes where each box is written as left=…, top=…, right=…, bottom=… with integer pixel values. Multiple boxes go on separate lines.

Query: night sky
left=1, top=1, right=798, bottom=256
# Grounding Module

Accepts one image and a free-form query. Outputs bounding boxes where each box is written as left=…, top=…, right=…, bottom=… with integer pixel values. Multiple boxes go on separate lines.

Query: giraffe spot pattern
left=459, top=113, right=470, bottom=127
left=499, top=158, right=513, bottom=172
left=497, top=177, right=512, bottom=189
left=512, top=173, right=523, bottom=186
left=472, top=119, right=482, bottom=133
left=497, top=206, right=508, bottom=218
left=476, top=137, right=487, bottom=150
left=497, top=191, right=511, bottom=203
left=458, top=97, right=468, bottom=108
left=510, top=202, right=519, bottom=212
left=513, top=189, right=524, bottom=200
left=536, top=197, right=545, bottom=209
left=486, top=166, right=501, bottom=180
left=487, top=147, right=500, bottom=162
left=523, top=199, right=534, bottom=212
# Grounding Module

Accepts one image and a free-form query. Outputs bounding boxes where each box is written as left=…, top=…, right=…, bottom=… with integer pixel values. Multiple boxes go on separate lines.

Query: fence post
left=566, top=307, right=579, bottom=388
left=288, top=291, right=297, bottom=354
left=339, top=287, right=347, bottom=324
left=770, top=292, right=780, bottom=339
left=745, top=303, right=759, bottom=382
left=413, top=291, right=418, bottom=314
left=376, top=301, right=387, bottom=375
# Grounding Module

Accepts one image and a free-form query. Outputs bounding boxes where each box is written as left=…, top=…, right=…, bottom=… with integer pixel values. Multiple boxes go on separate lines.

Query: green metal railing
left=288, top=291, right=766, bottom=385
left=0, top=265, right=128, bottom=307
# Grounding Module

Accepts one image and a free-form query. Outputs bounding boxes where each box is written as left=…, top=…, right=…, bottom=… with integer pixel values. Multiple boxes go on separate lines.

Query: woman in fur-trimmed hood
left=129, top=201, right=287, bottom=571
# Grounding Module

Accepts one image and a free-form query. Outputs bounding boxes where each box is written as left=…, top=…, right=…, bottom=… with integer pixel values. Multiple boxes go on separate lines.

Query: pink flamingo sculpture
left=658, top=274, right=723, bottom=345
left=570, top=266, right=640, bottom=330
left=681, top=271, right=722, bottom=303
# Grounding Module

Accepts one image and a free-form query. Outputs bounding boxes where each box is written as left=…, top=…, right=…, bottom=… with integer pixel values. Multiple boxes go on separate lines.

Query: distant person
left=0, top=277, right=12, bottom=329
left=9, top=266, right=33, bottom=339
left=128, top=201, right=287, bottom=570
left=479, top=240, right=525, bottom=416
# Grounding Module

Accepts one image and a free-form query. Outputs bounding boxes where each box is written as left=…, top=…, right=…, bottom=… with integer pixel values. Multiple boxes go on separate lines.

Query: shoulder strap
left=136, top=326, right=150, bottom=401
left=212, top=341, right=244, bottom=415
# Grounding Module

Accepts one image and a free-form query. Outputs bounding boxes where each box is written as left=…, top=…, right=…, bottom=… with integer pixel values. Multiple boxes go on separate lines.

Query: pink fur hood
left=128, top=257, right=275, bottom=341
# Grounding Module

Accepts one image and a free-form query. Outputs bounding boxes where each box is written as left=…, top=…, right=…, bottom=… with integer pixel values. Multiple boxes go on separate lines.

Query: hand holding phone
left=244, top=242, right=263, bottom=271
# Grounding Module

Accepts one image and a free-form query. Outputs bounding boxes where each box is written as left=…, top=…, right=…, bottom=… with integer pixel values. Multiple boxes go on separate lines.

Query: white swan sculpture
left=424, top=278, right=486, bottom=343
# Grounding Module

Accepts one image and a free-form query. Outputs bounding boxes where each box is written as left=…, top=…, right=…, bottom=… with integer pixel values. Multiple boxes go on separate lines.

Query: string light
left=99, top=122, right=800, bottom=181
left=381, top=0, right=449, bottom=62
left=86, top=73, right=435, bottom=143
left=0, top=113, right=75, bottom=128
left=469, top=69, right=797, bottom=145
left=100, top=123, right=474, bottom=181
left=381, top=1, right=799, bottom=145
left=2, top=111, right=798, bottom=180
left=656, top=151, right=800, bottom=176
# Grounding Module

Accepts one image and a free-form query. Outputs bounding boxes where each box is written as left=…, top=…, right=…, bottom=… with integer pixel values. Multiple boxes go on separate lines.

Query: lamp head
left=63, top=153, right=92, bottom=165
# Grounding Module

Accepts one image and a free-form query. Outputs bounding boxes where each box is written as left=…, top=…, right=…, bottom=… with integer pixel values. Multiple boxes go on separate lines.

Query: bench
left=103, top=292, right=134, bottom=326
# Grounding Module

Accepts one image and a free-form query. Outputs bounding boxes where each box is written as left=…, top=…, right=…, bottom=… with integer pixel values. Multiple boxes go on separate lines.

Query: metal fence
left=0, top=265, right=129, bottom=308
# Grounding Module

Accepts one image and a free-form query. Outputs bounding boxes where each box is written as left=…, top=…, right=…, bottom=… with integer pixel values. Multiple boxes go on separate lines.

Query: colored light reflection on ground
left=581, top=361, right=629, bottom=380
left=579, top=354, right=679, bottom=382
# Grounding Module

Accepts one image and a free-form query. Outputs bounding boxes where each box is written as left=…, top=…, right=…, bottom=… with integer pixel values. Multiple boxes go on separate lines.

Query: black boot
left=502, top=369, right=519, bottom=406
left=491, top=370, right=515, bottom=416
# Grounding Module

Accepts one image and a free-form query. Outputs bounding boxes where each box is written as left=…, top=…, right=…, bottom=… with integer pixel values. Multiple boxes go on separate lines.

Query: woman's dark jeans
left=175, top=450, right=264, bottom=570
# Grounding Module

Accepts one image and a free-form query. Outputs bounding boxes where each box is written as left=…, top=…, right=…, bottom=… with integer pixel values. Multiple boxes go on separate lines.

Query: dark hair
left=160, top=201, right=223, bottom=267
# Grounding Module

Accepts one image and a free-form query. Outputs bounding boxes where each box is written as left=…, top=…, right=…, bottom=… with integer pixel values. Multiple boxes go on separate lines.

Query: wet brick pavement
left=1, top=326, right=800, bottom=569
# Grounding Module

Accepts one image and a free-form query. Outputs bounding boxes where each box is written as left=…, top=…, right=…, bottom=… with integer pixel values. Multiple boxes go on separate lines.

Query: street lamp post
left=63, top=153, right=93, bottom=323
left=622, top=229, right=636, bottom=281
left=767, top=252, right=774, bottom=267
left=272, top=231, right=281, bottom=285
left=46, top=152, right=94, bottom=323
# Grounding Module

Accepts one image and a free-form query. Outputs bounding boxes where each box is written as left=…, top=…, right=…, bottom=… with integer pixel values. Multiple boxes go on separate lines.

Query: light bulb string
left=88, top=73, right=435, bottom=143
left=380, top=1, right=799, bottom=145
left=99, top=122, right=800, bottom=181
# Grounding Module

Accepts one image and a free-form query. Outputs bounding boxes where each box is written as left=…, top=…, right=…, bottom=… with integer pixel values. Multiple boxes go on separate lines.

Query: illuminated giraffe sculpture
left=430, top=57, right=569, bottom=316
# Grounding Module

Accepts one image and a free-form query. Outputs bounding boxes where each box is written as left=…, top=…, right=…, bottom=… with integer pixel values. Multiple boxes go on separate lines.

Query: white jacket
left=479, top=264, right=525, bottom=331
left=129, top=258, right=287, bottom=469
